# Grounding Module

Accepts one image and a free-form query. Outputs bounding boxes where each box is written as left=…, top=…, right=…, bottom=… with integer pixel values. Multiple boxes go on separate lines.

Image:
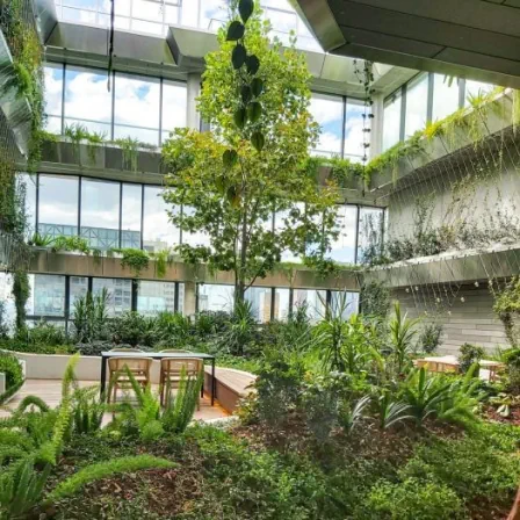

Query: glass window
left=383, top=91, right=402, bottom=151
left=38, top=175, right=79, bottom=238
left=0, top=273, right=16, bottom=332
left=121, top=184, right=142, bottom=249
left=80, top=179, right=120, bottom=250
left=465, top=80, right=494, bottom=105
left=198, top=284, right=234, bottom=313
left=273, top=288, right=291, bottom=322
left=405, top=74, right=428, bottom=138
left=114, top=73, right=160, bottom=146
left=293, top=289, right=326, bottom=324
left=245, top=287, right=272, bottom=324
left=329, top=205, right=358, bottom=265
left=178, top=283, right=185, bottom=315
left=43, top=64, right=64, bottom=133
left=161, top=81, right=187, bottom=144
left=27, top=274, right=66, bottom=317
left=344, top=99, right=367, bottom=162
left=199, top=0, right=227, bottom=30
left=143, top=187, right=180, bottom=252
left=357, top=207, right=385, bottom=265
left=59, top=0, right=110, bottom=27
left=137, top=281, right=176, bottom=316
left=64, top=66, right=112, bottom=137
left=310, top=93, right=343, bottom=157
left=69, top=276, right=89, bottom=312
left=92, top=278, right=132, bottom=317
left=274, top=203, right=305, bottom=263
left=330, top=291, right=360, bottom=320
left=432, top=74, right=460, bottom=121
left=181, top=205, right=211, bottom=248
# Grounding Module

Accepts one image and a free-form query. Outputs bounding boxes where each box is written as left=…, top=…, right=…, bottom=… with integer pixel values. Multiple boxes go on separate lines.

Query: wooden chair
left=159, top=357, right=203, bottom=408
left=107, top=356, right=153, bottom=404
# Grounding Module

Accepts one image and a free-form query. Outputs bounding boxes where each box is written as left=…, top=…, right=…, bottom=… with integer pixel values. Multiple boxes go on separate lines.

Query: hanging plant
left=114, top=248, right=150, bottom=278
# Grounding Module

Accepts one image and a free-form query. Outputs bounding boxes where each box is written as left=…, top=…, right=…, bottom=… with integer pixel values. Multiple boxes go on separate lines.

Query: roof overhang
left=293, top=0, right=520, bottom=89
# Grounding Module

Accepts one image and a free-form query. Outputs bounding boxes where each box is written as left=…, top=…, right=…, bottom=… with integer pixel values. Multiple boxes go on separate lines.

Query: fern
left=14, top=395, right=50, bottom=415
left=46, top=455, right=175, bottom=503
left=0, top=459, right=50, bottom=519
left=72, top=386, right=105, bottom=435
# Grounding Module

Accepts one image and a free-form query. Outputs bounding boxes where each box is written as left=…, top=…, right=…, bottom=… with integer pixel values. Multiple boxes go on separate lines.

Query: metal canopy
left=293, top=0, right=520, bottom=88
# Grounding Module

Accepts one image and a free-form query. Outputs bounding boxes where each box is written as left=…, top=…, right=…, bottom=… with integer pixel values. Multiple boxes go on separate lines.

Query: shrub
left=458, top=343, right=485, bottom=374
left=0, top=353, right=23, bottom=391
left=367, top=477, right=464, bottom=520
left=503, top=348, right=520, bottom=394
left=110, top=312, right=157, bottom=347
left=418, top=323, right=443, bottom=354
left=47, top=455, right=176, bottom=502
left=401, top=435, right=520, bottom=506
left=75, top=340, right=115, bottom=357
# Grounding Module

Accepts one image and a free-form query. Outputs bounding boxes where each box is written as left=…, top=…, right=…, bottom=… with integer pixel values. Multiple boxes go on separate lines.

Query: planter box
left=41, top=139, right=164, bottom=176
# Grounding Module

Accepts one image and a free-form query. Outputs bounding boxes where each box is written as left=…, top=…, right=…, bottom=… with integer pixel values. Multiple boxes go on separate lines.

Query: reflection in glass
left=405, top=74, right=428, bottom=138
left=383, top=91, right=402, bottom=151
left=198, top=284, right=234, bottom=313
left=357, top=207, right=385, bottom=265
left=344, top=99, right=367, bottom=162
left=178, top=283, right=185, bottom=315
left=143, top=187, right=180, bottom=252
left=181, top=205, right=211, bottom=248
left=27, top=275, right=66, bottom=317
left=293, top=289, right=326, bottom=324
left=38, top=175, right=79, bottom=238
left=432, top=74, right=460, bottom=121
left=330, top=291, right=360, bottom=320
left=121, top=184, right=142, bottom=249
left=329, top=205, right=357, bottom=264
left=64, top=66, right=112, bottom=136
left=114, top=73, right=160, bottom=145
left=310, top=93, right=343, bottom=157
left=161, top=81, right=188, bottom=143
left=80, top=179, right=120, bottom=250
left=44, top=64, right=63, bottom=133
left=92, top=278, right=132, bottom=317
left=273, top=288, right=290, bottom=322
left=69, top=276, right=89, bottom=312
left=137, top=281, right=176, bottom=316
left=245, top=287, right=272, bottom=323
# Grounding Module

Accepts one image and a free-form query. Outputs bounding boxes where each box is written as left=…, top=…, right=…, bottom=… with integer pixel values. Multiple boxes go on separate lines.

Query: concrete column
left=370, top=93, right=384, bottom=159
left=184, top=281, right=197, bottom=316
left=187, top=73, right=202, bottom=130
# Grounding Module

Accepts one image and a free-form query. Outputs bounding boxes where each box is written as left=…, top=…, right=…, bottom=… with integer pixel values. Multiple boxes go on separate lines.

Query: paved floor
left=0, top=379, right=230, bottom=422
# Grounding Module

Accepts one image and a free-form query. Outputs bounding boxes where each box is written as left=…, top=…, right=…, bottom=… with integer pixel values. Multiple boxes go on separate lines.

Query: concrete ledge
left=364, top=243, right=520, bottom=288
left=29, top=250, right=361, bottom=291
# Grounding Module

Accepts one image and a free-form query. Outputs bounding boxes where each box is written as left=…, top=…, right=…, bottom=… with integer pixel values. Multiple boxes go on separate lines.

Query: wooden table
left=100, top=352, right=217, bottom=405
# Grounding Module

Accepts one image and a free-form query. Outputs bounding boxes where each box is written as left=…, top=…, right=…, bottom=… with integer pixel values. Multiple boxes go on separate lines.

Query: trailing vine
left=353, top=59, right=374, bottom=164
left=491, top=277, right=520, bottom=347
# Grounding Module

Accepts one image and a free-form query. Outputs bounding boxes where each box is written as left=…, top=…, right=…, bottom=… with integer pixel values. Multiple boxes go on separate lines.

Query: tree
left=162, top=0, right=339, bottom=303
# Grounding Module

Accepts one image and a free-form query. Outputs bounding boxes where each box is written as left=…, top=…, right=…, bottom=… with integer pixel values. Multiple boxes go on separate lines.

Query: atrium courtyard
left=0, top=0, right=520, bottom=518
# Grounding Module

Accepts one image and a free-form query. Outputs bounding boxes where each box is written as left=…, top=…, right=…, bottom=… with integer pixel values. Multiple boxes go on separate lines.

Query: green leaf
left=251, top=77, right=264, bottom=97
left=234, top=108, right=247, bottom=129
left=226, top=186, right=240, bottom=208
left=246, top=55, right=260, bottom=75
left=241, top=85, right=252, bottom=104
left=226, top=21, right=245, bottom=41
left=223, top=149, right=238, bottom=168
left=251, top=131, right=265, bottom=152
left=232, top=44, right=247, bottom=70
left=247, top=102, right=262, bottom=123
left=239, top=0, right=254, bottom=24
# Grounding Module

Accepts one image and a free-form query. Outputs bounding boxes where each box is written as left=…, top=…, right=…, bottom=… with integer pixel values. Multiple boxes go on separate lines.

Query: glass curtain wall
left=44, top=64, right=187, bottom=146
left=383, top=73, right=495, bottom=151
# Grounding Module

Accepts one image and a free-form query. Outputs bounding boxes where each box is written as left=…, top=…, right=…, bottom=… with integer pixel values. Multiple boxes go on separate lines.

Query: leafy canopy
left=162, top=0, right=339, bottom=299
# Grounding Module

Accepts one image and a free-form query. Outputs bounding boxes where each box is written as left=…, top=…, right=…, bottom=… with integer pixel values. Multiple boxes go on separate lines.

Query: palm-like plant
left=388, top=301, right=420, bottom=374
left=375, top=391, right=412, bottom=430
left=339, top=395, right=371, bottom=432
left=402, top=368, right=451, bottom=426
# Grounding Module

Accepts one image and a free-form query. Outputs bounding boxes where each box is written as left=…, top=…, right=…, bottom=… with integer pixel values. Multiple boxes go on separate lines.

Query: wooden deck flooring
left=0, top=379, right=230, bottom=423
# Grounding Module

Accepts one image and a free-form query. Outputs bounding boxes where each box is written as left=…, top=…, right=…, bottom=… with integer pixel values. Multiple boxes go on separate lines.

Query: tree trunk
left=508, top=487, right=520, bottom=520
